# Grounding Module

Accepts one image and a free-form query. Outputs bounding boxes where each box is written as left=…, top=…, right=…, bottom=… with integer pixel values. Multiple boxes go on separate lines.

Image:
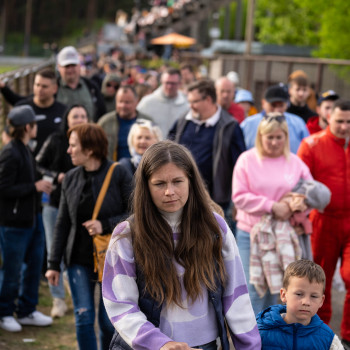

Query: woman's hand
left=82, top=220, right=103, bottom=236
left=57, top=172, right=65, bottom=184
left=293, top=224, right=305, bottom=235
left=160, top=341, right=201, bottom=350
left=35, top=179, right=53, bottom=194
left=45, top=270, right=60, bottom=286
left=272, top=202, right=292, bottom=221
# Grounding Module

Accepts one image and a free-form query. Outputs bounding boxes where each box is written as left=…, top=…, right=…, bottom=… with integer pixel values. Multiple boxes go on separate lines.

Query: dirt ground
left=0, top=281, right=77, bottom=350
left=0, top=281, right=345, bottom=349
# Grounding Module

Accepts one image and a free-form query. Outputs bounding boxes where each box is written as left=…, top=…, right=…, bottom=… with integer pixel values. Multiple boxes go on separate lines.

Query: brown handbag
left=91, top=162, right=118, bottom=282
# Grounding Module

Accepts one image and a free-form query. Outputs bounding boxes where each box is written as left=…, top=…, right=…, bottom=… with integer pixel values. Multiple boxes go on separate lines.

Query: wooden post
left=316, top=63, right=324, bottom=93
left=23, top=0, right=33, bottom=57
left=223, top=3, right=231, bottom=40
left=235, top=0, right=243, bottom=40
left=244, top=0, right=255, bottom=56
left=0, top=0, right=8, bottom=54
left=244, top=0, right=255, bottom=88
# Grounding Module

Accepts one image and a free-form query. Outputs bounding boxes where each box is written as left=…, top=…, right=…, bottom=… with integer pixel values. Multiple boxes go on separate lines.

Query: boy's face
left=288, top=83, right=309, bottom=106
left=280, top=276, right=325, bottom=326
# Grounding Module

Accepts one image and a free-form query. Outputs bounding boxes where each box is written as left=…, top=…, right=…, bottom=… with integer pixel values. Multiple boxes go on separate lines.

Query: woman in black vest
left=46, top=123, right=132, bottom=350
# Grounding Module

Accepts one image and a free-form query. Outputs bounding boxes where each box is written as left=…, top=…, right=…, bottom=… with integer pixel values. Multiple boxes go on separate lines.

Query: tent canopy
left=151, top=33, right=196, bottom=48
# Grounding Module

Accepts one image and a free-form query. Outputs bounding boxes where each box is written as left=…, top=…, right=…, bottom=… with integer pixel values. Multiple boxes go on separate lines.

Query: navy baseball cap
left=317, top=90, right=339, bottom=105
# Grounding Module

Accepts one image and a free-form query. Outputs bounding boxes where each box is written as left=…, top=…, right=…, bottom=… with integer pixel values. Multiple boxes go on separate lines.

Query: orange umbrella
left=151, top=33, right=196, bottom=48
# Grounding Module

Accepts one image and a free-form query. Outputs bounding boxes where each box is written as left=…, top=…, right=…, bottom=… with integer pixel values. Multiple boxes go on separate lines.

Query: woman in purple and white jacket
left=102, top=141, right=261, bottom=350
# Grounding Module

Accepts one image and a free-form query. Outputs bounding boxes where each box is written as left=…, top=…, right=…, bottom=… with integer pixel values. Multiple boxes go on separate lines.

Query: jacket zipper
left=13, top=199, right=19, bottom=214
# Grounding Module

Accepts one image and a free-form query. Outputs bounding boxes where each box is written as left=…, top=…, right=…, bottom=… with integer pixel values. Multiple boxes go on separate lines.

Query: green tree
left=255, top=0, right=319, bottom=46
left=308, top=1, right=350, bottom=59
left=254, top=0, right=350, bottom=60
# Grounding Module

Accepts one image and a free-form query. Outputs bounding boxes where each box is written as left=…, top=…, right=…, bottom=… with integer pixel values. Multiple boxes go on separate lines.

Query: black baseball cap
left=8, top=105, right=39, bottom=126
left=264, top=84, right=289, bottom=103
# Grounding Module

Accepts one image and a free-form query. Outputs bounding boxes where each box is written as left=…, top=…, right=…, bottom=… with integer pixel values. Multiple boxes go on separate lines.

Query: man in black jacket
left=168, top=79, right=246, bottom=211
left=0, top=68, right=67, bottom=156
left=0, top=105, right=53, bottom=332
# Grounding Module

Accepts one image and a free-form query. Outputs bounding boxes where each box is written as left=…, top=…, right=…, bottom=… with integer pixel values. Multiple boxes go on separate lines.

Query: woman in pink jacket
left=232, top=113, right=312, bottom=315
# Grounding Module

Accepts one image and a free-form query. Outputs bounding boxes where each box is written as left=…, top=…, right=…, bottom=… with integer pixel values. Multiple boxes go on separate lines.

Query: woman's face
left=67, top=107, right=89, bottom=129
left=148, top=162, right=189, bottom=213
left=261, top=128, right=286, bottom=158
left=132, top=127, right=157, bottom=155
left=67, top=131, right=91, bottom=166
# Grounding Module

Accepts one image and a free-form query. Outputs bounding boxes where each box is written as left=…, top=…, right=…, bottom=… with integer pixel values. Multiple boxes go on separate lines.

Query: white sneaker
left=0, top=316, right=22, bottom=332
left=17, top=311, right=53, bottom=327
left=51, top=298, right=68, bottom=318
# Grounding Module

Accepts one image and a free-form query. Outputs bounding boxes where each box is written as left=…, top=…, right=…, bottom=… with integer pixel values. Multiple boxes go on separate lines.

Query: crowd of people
left=0, top=43, right=349, bottom=350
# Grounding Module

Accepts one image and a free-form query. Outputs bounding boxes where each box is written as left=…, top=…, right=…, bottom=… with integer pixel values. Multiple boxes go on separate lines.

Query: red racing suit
left=306, top=115, right=322, bottom=135
left=298, top=126, right=350, bottom=341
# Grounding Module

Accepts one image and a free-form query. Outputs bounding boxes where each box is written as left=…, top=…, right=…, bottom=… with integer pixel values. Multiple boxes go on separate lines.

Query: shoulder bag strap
left=92, top=162, right=118, bottom=221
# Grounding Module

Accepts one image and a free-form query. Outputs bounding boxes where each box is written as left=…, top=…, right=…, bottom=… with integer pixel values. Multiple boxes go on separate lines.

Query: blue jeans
left=0, top=214, right=45, bottom=318
left=67, top=264, right=114, bottom=350
left=42, top=205, right=65, bottom=299
left=222, top=201, right=237, bottom=237
left=236, top=228, right=278, bottom=316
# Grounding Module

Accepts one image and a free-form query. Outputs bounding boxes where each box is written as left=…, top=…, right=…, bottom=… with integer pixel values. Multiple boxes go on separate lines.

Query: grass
left=0, top=281, right=77, bottom=350
left=0, top=66, right=19, bottom=74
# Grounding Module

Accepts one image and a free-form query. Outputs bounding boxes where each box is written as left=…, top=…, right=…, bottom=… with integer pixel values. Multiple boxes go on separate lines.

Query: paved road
left=330, top=288, right=345, bottom=337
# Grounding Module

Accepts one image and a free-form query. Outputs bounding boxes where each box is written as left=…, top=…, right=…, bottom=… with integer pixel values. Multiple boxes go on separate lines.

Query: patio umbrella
left=151, top=33, right=196, bottom=48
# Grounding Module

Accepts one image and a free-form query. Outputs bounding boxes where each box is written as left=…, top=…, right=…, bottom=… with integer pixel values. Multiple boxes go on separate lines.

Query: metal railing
left=0, top=57, right=55, bottom=142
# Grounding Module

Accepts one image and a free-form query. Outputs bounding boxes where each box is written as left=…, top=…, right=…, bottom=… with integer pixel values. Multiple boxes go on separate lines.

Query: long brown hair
left=131, top=140, right=226, bottom=306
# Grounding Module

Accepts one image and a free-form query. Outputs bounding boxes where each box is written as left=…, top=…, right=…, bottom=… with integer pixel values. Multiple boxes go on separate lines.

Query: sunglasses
left=136, top=119, right=154, bottom=127
left=263, top=114, right=286, bottom=123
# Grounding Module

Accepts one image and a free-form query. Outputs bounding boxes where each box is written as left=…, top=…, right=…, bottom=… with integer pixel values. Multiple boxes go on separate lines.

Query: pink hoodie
left=232, top=148, right=312, bottom=233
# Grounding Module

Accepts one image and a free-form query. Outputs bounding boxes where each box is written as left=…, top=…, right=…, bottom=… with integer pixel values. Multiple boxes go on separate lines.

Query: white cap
left=57, top=46, right=80, bottom=66
left=226, top=71, right=240, bottom=85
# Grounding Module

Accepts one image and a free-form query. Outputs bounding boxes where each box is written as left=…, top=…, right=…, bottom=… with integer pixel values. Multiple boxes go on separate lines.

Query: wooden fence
left=207, top=53, right=350, bottom=110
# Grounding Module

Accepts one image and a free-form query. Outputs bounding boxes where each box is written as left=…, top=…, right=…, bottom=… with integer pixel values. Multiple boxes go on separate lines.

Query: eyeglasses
left=106, top=82, right=119, bottom=90
left=164, top=81, right=179, bottom=86
left=263, top=114, right=286, bottom=123
left=188, top=96, right=206, bottom=105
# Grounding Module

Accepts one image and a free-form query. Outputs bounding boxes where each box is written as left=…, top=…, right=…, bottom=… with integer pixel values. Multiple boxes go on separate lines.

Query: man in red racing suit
left=298, top=99, right=350, bottom=345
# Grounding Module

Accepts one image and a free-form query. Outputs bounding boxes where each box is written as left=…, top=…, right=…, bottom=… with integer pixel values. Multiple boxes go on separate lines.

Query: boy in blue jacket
left=257, top=260, right=343, bottom=349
